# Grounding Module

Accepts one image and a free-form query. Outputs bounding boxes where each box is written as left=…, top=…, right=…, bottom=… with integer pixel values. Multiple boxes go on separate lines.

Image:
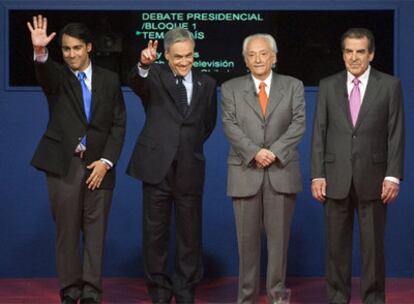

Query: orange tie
left=258, top=82, right=268, bottom=115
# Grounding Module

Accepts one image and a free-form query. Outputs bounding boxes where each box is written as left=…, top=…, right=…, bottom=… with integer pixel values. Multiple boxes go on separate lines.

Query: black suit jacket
left=127, top=64, right=217, bottom=194
left=31, top=58, right=126, bottom=189
left=311, top=68, right=405, bottom=200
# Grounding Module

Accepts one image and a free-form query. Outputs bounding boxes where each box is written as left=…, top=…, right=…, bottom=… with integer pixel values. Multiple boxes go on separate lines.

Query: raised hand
left=140, top=40, right=158, bottom=66
left=26, top=15, right=56, bottom=52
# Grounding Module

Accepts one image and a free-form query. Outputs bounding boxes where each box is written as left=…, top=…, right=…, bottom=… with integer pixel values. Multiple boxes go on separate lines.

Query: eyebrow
left=344, top=48, right=367, bottom=52
left=174, top=52, right=193, bottom=57
left=62, top=44, right=84, bottom=49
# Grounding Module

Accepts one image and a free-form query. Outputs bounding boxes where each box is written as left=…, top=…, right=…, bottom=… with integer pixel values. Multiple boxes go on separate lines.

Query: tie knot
left=352, top=78, right=360, bottom=86
left=259, top=82, right=266, bottom=90
left=78, top=72, right=86, bottom=81
left=176, top=75, right=184, bottom=84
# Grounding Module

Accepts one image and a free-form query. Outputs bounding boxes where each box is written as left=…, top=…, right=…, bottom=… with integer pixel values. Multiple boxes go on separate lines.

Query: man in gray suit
left=221, top=33, right=305, bottom=303
left=311, top=28, right=405, bottom=304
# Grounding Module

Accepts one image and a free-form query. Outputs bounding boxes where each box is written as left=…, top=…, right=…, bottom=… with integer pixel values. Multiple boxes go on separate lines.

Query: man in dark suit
left=126, top=28, right=217, bottom=303
left=311, top=28, right=405, bottom=304
left=27, top=15, right=126, bottom=304
left=221, top=34, right=305, bottom=303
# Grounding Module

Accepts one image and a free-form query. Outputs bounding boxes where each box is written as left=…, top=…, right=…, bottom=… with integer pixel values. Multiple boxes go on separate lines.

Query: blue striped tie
left=78, top=72, right=91, bottom=145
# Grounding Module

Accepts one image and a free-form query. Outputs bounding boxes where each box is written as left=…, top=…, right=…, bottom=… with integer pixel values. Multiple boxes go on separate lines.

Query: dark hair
left=58, top=22, right=92, bottom=46
left=341, top=28, right=375, bottom=53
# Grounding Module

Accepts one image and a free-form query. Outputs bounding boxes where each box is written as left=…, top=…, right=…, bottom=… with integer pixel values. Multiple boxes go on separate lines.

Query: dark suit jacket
left=126, top=64, right=217, bottom=195
left=311, top=68, right=405, bottom=200
left=31, top=58, right=126, bottom=189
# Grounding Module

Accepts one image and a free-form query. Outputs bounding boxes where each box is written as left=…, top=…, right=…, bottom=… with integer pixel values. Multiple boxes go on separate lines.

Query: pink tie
left=349, top=78, right=361, bottom=126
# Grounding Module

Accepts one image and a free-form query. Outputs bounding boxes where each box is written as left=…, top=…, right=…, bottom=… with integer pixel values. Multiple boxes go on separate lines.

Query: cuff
left=100, top=158, right=113, bottom=170
left=384, top=176, right=400, bottom=184
left=137, top=62, right=150, bottom=78
left=34, top=48, right=48, bottom=62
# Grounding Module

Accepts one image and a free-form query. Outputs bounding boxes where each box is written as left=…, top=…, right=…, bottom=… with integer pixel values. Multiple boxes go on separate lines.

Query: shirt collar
left=71, top=61, right=93, bottom=80
left=347, top=65, right=370, bottom=85
left=175, top=70, right=193, bottom=83
left=251, top=73, right=272, bottom=93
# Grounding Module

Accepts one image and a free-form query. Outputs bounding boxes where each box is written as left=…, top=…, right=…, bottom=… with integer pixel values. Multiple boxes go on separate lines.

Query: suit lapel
left=354, top=68, right=380, bottom=131
left=186, top=69, right=202, bottom=118
left=265, top=73, right=284, bottom=119
left=91, top=66, right=101, bottom=120
left=159, top=66, right=184, bottom=120
left=337, top=71, right=354, bottom=128
left=66, top=66, right=88, bottom=125
left=243, top=76, right=263, bottom=120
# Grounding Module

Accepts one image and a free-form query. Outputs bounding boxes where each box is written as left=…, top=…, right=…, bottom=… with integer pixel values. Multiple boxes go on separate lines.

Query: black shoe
left=80, top=285, right=100, bottom=304
left=153, top=300, right=171, bottom=304
left=174, top=297, right=194, bottom=304
left=80, top=298, right=99, bottom=304
left=61, top=296, right=78, bottom=304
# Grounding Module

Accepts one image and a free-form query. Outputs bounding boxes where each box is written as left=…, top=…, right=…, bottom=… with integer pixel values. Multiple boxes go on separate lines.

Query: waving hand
left=27, top=15, right=56, bottom=53
left=140, top=40, right=158, bottom=66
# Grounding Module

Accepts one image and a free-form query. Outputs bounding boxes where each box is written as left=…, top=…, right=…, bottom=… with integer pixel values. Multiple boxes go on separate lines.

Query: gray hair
left=164, top=28, right=195, bottom=52
left=242, top=33, right=278, bottom=56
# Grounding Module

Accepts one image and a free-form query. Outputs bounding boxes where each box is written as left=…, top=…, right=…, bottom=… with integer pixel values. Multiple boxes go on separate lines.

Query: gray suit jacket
left=221, top=72, right=305, bottom=197
left=311, top=68, right=405, bottom=200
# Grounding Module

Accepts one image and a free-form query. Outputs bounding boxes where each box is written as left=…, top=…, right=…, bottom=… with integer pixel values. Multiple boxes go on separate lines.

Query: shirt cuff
left=384, top=176, right=400, bottom=184
left=34, top=48, right=48, bottom=62
left=100, top=158, right=113, bottom=170
left=137, top=62, right=150, bottom=78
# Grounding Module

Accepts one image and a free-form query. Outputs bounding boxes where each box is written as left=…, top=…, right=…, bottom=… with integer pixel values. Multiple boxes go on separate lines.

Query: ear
left=86, top=42, right=92, bottom=53
left=273, top=53, right=277, bottom=64
left=368, top=51, right=375, bottom=62
left=164, top=50, right=170, bottom=61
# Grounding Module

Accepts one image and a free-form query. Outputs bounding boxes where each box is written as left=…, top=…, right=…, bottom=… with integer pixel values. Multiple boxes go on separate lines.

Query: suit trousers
left=233, top=172, right=296, bottom=304
left=46, top=156, right=113, bottom=301
left=142, top=161, right=203, bottom=303
left=324, top=183, right=386, bottom=304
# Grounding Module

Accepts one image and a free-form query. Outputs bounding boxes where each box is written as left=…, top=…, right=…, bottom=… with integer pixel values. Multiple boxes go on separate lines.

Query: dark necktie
left=78, top=72, right=92, bottom=145
left=176, top=75, right=188, bottom=116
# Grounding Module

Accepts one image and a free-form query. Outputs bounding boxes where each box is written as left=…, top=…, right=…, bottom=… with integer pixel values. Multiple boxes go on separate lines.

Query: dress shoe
left=80, top=298, right=99, bottom=304
left=153, top=300, right=171, bottom=304
left=61, top=296, right=77, bottom=304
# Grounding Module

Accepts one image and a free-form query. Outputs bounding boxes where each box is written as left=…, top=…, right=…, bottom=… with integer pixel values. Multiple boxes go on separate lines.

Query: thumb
left=87, top=162, right=96, bottom=169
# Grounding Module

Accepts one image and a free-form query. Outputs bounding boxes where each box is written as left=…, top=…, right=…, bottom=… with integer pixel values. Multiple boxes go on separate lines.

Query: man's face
left=61, top=34, right=91, bottom=71
left=244, top=37, right=276, bottom=80
left=165, top=40, right=194, bottom=77
left=342, top=37, right=374, bottom=78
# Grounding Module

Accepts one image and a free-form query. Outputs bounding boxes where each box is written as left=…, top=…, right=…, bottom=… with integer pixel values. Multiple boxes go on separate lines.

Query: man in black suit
left=27, top=15, right=126, bottom=304
left=127, top=28, right=217, bottom=303
left=311, top=28, right=405, bottom=303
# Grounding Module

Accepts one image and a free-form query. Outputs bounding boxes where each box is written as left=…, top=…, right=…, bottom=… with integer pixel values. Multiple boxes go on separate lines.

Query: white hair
left=242, top=33, right=278, bottom=56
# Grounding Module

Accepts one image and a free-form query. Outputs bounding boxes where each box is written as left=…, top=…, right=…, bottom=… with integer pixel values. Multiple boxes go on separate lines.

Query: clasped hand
left=255, top=149, right=276, bottom=168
